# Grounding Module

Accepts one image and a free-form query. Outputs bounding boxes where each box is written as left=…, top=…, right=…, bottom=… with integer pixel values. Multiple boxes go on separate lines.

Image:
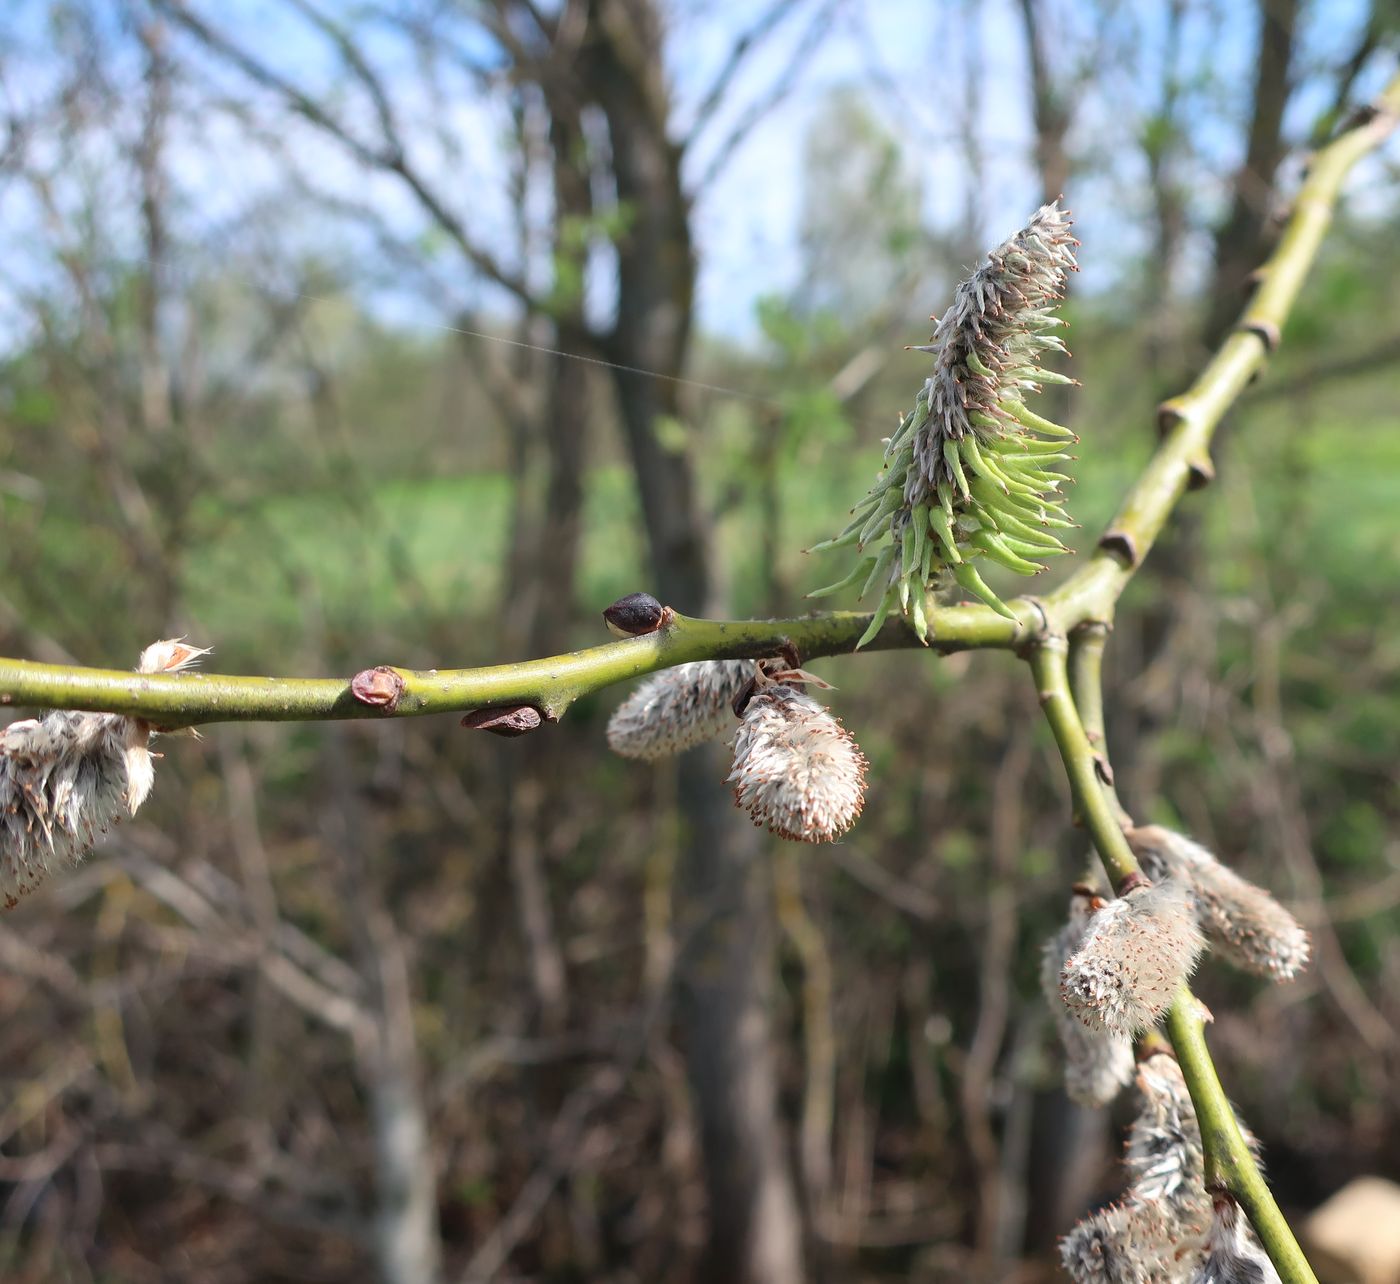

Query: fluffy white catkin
left=728, top=684, right=867, bottom=843
left=1042, top=887, right=1136, bottom=1107
left=1060, top=881, right=1205, bottom=1040
left=606, top=660, right=753, bottom=760
left=1, top=639, right=208, bottom=905
left=1128, top=826, right=1310, bottom=982
left=1059, top=1198, right=1195, bottom=1284
left=1188, top=1196, right=1282, bottom=1284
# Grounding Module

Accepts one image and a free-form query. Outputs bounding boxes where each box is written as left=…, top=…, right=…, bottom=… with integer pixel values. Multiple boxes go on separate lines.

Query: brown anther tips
left=1241, top=319, right=1281, bottom=351
left=461, top=705, right=546, bottom=737
left=1098, top=530, right=1139, bottom=568
left=603, top=592, right=674, bottom=638
left=351, top=666, right=405, bottom=712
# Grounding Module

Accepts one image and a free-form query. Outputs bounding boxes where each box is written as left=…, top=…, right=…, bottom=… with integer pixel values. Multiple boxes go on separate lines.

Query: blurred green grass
left=173, top=391, right=1398, bottom=662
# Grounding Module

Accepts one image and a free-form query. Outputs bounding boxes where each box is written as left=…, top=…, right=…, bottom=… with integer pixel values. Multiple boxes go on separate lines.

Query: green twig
left=1040, top=74, right=1400, bottom=633
left=1066, top=621, right=1131, bottom=826
left=0, top=601, right=1032, bottom=726
left=1166, top=1000, right=1320, bottom=1284
left=1027, top=641, right=1139, bottom=888
left=1030, top=639, right=1319, bottom=1284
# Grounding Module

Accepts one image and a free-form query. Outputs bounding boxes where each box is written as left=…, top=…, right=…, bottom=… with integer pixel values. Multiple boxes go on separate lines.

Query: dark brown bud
left=603, top=592, right=673, bottom=638
left=461, top=705, right=544, bottom=737
left=351, top=666, right=406, bottom=712
left=1098, top=529, right=1139, bottom=568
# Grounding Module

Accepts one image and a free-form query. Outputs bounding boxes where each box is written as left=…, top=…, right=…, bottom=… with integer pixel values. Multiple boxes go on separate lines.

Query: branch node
left=1187, top=456, right=1216, bottom=490
left=350, top=666, right=405, bottom=712
left=461, top=705, right=548, bottom=737
left=1098, top=530, right=1139, bottom=568
left=1241, top=319, right=1281, bottom=352
left=1156, top=399, right=1188, bottom=437
left=1116, top=869, right=1151, bottom=896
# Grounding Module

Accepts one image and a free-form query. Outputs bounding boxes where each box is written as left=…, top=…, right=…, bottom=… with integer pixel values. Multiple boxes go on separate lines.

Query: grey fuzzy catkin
left=1060, top=1198, right=1197, bottom=1284
left=727, top=684, right=867, bottom=843
left=1060, top=881, right=1205, bottom=1039
left=1129, top=826, right=1310, bottom=982
left=1, top=639, right=209, bottom=905
left=1188, top=1196, right=1282, bottom=1284
left=1061, top=1054, right=1209, bottom=1284
left=606, top=660, right=753, bottom=760
left=1125, top=1054, right=1212, bottom=1231
left=1042, top=887, right=1135, bottom=1107
left=1060, top=1053, right=1267, bottom=1284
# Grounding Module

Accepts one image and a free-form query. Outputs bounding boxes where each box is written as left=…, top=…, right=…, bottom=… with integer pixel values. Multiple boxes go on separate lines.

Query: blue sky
left=0, top=0, right=1393, bottom=346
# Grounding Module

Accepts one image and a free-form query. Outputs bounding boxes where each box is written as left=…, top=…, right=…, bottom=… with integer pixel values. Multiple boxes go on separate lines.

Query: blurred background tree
left=0, top=1, right=1397, bottom=1282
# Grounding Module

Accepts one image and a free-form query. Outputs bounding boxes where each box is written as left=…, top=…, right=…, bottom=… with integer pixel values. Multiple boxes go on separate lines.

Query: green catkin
left=807, top=201, right=1081, bottom=638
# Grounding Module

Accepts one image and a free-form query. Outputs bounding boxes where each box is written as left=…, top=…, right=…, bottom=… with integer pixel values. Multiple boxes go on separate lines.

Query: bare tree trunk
left=676, top=750, right=806, bottom=1284
left=323, top=731, right=444, bottom=1284
left=1201, top=0, right=1301, bottom=346
left=1017, top=0, right=1073, bottom=203
left=584, top=0, right=708, bottom=612
left=581, top=6, right=805, bottom=1280
left=1141, top=0, right=1190, bottom=376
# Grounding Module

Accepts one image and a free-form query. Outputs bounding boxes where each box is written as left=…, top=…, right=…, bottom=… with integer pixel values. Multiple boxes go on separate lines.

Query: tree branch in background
left=684, top=0, right=801, bottom=148
left=691, top=0, right=842, bottom=194
left=153, top=0, right=544, bottom=312
left=1201, top=0, right=1301, bottom=347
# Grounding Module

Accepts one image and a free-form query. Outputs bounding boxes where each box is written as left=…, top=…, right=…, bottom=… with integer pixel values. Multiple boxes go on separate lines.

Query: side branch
left=1028, top=642, right=1318, bottom=1284
left=1027, top=640, right=1139, bottom=887
left=0, top=601, right=1030, bottom=727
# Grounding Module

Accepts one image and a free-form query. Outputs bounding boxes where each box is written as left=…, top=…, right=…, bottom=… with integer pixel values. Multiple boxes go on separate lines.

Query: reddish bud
left=351, top=667, right=405, bottom=711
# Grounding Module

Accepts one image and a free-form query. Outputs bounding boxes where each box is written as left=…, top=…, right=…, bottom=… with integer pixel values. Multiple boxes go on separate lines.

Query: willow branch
left=0, top=603, right=1030, bottom=727
left=1, top=75, right=1395, bottom=729
left=1027, top=96, right=1398, bottom=1278
left=1041, top=75, right=1400, bottom=631
left=1027, top=642, right=1139, bottom=888
left=1028, top=640, right=1318, bottom=1284
left=1166, top=999, right=1319, bottom=1284
left=1066, top=621, right=1130, bottom=826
